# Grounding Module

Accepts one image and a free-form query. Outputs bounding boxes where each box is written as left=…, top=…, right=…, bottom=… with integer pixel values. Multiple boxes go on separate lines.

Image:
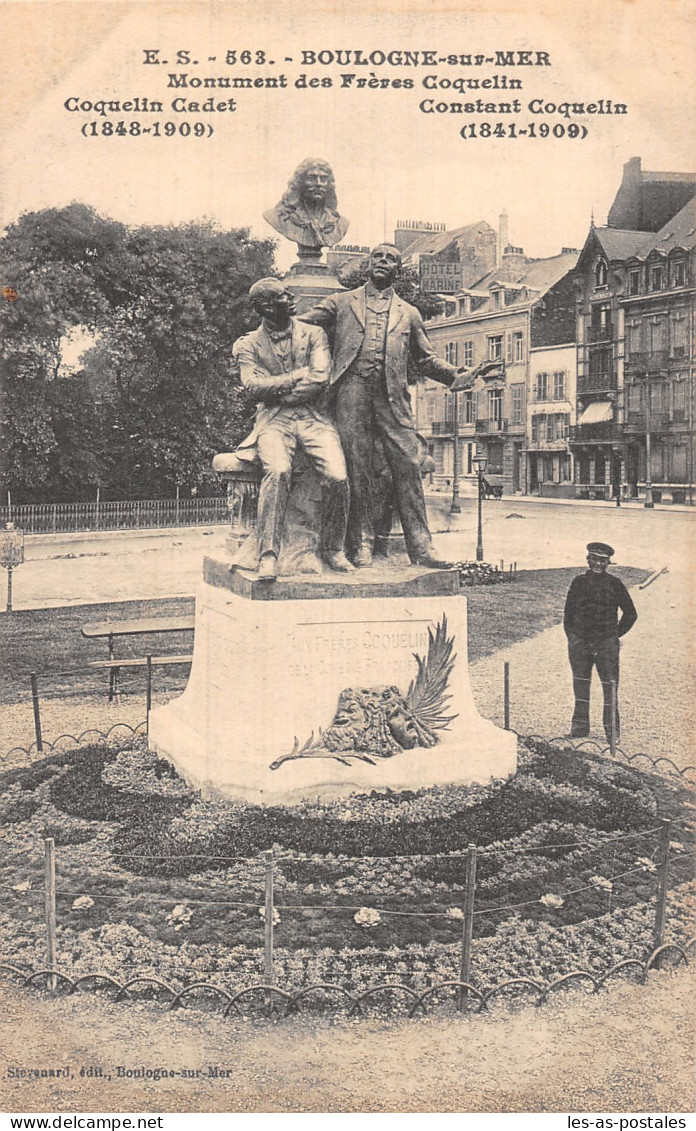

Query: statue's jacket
left=301, top=285, right=457, bottom=429
left=232, top=319, right=334, bottom=459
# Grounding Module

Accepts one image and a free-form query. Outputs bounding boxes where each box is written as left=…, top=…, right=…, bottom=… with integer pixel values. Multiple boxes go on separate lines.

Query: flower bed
left=1, top=738, right=693, bottom=996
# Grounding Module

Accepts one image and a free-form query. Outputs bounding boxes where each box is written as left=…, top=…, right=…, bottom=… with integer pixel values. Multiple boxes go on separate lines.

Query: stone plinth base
left=148, top=562, right=517, bottom=805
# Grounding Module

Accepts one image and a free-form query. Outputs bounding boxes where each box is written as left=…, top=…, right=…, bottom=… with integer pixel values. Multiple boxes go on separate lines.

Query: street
left=5, top=496, right=694, bottom=610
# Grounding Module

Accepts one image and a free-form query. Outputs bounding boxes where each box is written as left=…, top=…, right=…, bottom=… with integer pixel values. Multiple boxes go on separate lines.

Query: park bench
left=81, top=616, right=195, bottom=701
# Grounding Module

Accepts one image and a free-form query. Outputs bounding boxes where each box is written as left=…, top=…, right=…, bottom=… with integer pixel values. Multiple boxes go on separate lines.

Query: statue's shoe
left=353, top=546, right=373, bottom=568
left=257, top=553, right=278, bottom=582
left=410, top=553, right=455, bottom=570
left=324, top=551, right=356, bottom=573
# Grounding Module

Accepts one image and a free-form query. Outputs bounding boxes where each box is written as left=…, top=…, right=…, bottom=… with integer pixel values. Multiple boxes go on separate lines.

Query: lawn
left=0, top=567, right=649, bottom=705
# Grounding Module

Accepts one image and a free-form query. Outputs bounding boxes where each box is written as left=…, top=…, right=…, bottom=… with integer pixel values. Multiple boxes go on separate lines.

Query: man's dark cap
left=587, top=541, right=614, bottom=559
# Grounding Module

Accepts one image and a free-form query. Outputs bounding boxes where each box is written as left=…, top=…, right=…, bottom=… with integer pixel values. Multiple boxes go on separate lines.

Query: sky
left=0, top=0, right=694, bottom=271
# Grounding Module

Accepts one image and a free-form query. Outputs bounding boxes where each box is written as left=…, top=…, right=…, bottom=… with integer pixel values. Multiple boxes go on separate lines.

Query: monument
left=148, top=163, right=517, bottom=803
left=263, top=158, right=350, bottom=311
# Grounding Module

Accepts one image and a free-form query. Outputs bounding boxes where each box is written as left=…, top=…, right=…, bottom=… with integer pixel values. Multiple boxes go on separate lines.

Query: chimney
left=497, top=210, right=509, bottom=267
left=499, top=244, right=526, bottom=281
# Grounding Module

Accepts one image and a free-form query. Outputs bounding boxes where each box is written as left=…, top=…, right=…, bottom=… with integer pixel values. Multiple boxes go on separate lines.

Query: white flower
left=635, top=857, right=658, bottom=874
left=589, top=876, right=613, bottom=892
left=12, top=881, right=31, bottom=893
left=258, top=906, right=281, bottom=926
left=71, top=895, right=95, bottom=910
left=166, top=903, right=193, bottom=931
left=354, top=907, right=381, bottom=928
left=539, top=893, right=564, bottom=908
left=669, top=842, right=684, bottom=853
left=446, top=906, right=465, bottom=921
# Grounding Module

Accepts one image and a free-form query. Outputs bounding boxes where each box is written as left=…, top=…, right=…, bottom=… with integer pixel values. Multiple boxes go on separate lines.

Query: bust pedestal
left=148, top=560, right=517, bottom=805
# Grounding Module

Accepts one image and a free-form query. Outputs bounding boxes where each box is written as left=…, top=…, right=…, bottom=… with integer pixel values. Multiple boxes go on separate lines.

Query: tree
left=0, top=206, right=276, bottom=501
left=0, top=204, right=126, bottom=500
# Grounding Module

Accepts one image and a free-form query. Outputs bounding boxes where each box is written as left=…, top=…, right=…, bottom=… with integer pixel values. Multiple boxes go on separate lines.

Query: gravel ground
left=0, top=966, right=693, bottom=1113
left=470, top=568, right=695, bottom=768
left=2, top=567, right=692, bottom=769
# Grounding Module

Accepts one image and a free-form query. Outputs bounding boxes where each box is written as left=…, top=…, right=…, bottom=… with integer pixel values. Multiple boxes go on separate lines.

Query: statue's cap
left=249, top=277, right=286, bottom=301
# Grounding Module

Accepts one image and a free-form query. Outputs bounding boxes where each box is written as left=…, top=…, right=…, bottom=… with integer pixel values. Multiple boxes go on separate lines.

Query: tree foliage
left=0, top=205, right=275, bottom=501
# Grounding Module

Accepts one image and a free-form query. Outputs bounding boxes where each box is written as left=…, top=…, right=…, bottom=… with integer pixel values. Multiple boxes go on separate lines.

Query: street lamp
left=472, top=453, right=488, bottom=562
left=0, top=522, right=24, bottom=612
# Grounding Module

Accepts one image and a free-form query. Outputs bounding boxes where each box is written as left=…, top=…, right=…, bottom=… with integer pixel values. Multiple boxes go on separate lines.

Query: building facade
left=570, top=198, right=695, bottom=503
left=415, top=248, right=578, bottom=494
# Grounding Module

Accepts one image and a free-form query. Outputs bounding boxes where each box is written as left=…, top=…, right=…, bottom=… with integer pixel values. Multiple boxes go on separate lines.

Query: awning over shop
left=577, top=401, right=613, bottom=425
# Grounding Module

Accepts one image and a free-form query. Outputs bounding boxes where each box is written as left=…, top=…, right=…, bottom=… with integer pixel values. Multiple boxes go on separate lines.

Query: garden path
left=0, top=966, right=693, bottom=1113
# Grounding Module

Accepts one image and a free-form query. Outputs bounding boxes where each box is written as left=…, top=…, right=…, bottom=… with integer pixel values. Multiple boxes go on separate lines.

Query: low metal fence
left=0, top=498, right=228, bottom=535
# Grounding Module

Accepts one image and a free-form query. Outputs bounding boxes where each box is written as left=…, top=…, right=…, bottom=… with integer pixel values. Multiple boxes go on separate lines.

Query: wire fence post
left=503, top=662, right=510, bottom=730
left=459, top=842, right=477, bottom=1013
left=44, top=838, right=57, bottom=991
left=264, top=848, right=275, bottom=1015
left=146, top=655, right=153, bottom=736
left=654, top=818, right=671, bottom=948
left=609, top=680, right=617, bottom=757
left=30, top=672, right=43, bottom=753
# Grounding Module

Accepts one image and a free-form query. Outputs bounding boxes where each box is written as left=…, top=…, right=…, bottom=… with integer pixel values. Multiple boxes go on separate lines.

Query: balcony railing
left=624, top=350, right=669, bottom=371
left=586, top=322, right=613, bottom=343
left=623, top=411, right=671, bottom=432
left=475, top=418, right=507, bottom=433
left=431, top=421, right=455, bottom=435
left=569, top=421, right=617, bottom=443
left=577, top=371, right=617, bottom=394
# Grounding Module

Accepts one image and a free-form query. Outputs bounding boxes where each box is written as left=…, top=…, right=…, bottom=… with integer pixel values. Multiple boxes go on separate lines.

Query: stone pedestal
left=148, top=560, right=517, bottom=805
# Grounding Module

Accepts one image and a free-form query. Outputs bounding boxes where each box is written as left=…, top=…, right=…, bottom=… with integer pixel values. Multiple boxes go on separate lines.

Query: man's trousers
left=256, top=408, right=349, bottom=558
left=333, top=369, right=433, bottom=561
left=567, top=633, right=620, bottom=743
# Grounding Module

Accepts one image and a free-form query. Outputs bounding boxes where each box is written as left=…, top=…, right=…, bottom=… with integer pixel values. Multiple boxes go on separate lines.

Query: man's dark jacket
left=563, top=571, right=638, bottom=643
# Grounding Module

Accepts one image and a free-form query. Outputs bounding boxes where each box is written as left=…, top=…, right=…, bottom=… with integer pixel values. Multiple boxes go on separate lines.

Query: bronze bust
left=264, top=159, right=349, bottom=258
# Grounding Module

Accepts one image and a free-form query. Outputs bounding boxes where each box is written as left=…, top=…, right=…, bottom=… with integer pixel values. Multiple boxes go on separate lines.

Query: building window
left=595, top=259, right=608, bottom=287
left=591, top=302, right=611, bottom=337
left=506, top=330, right=524, bottom=362
left=673, top=380, right=686, bottom=419
left=649, top=320, right=666, bottom=352
left=629, top=269, right=641, bottom=295
left=547, top=415, right=557, bottom=442
left=463, top=391, right=474, bottom=424
left=511, top=385, right=523, bottom=424
left=650, top=380, right=667, bottom=414
left=672, top=444, right=687, bottom=480
left=673, top=259, right=686, bottom=288
left=488, top=335, right=503, bottom=361
left=556, top=413, right=570, bottom=439
left=445, top=342, right=458, bottom=365
left=489, top=388, right=502, bottom=422
left=671, top=316, right=687, bottom=358
left=627, top=382, right=641, bottom=413
left=531, top=415, right=546, bottom=443
left=553, top=371, right=566, bottom=400
left=463, top=340, right=473, bottom=367
left=650, top=264, right=664, bottom=291
left=536, top=372, right=549, bottom=400
left=627, top=322, right=642, bottom=357
left=493, top=289, right=503, bottom=309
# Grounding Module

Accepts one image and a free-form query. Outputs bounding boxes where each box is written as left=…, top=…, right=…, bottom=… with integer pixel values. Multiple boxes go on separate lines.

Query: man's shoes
left=563, top=731, right=589, bottom=740
left=257, top=552, right=278, bottom=582
left=324, top=551, right=355, bottom=573
left=353, top=545, right=373, bottom=568
left=410, top=552, right=455, bottom=570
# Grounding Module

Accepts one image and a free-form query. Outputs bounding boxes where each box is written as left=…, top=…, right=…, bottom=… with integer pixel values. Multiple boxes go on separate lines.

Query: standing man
left=301, top=243, right=471, bottom=568
left=233, top=278, right=352, bottom=581
left=563, top=542, right=638, bottom=742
